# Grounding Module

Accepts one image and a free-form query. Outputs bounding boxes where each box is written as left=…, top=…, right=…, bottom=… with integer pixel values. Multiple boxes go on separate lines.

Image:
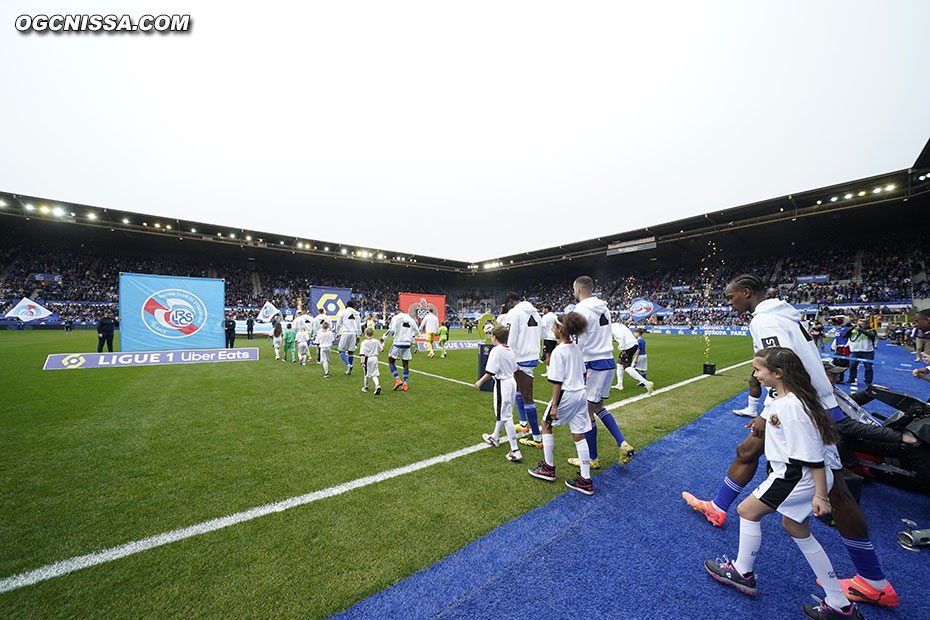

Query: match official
left=96, top=310, right=118, bottom=352
left=224, top=314, right=237, bottom=348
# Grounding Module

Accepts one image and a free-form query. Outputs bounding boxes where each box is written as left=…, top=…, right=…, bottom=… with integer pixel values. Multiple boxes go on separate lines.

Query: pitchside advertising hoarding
left=44, top=348, right=259, bottom=370
left=119, top=273, right=226, bottom=352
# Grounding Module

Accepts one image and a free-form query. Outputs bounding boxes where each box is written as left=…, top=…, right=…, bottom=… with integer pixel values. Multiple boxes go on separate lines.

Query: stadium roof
left=3, top=138, right=928, bottom=276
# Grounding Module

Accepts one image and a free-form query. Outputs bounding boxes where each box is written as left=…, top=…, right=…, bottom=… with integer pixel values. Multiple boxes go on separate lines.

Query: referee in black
left=96, top=309, right=118, bottom=352
left=224, top=314, right=237, bottom=348
left=246, top=316, right=255, bottom=340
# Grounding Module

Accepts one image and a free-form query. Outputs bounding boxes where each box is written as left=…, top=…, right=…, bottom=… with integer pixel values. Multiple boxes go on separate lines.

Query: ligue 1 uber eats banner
left=119, top=273, right=225, bottom=352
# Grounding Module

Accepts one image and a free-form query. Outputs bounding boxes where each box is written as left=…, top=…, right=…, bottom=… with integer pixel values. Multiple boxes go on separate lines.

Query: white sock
left=542, top=433, right=555, bottom=467
left=615, top=366, right=624, bottom=386
left=747, top=395, right=759, bottom=411
left=373, top=376, right=380, bottom=389
left=574, top=439, right=591, bottom=479
left=323, top=360, right=329, bottom=373
left=734, top=517, right=762, bottom=576
left=504, top=419, right=517, bottom=450
left=491, top=420, right=504, bottom=441
left=364, top=377, right=368, bottom=388
left=793, top=535, right=849, bottom=610
left=625, top=366, right=648, bottom=385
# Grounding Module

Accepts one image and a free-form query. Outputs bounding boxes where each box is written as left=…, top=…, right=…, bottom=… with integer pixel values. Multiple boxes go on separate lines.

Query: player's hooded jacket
left=498, top=300, right=541, bottom=365
left=574, top=296, right=615, bottom=365
left=384, top=312, right=418, bottom=346
left=750, top=298, right=837, bottom=410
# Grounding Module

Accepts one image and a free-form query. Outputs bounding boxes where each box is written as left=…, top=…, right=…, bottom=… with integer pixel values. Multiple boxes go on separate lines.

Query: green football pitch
left=0, top=329, right=752, bottom=619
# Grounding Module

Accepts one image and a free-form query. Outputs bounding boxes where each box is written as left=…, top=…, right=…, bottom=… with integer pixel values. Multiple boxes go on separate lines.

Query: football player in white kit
left=570, top=276, right=636, bottom=469
left=419, top=307, right=441, bottom=358
left=611, top=319, right=654, bottom=393
left=335, top=300, right=362, bottom=375
left=381, top=310, right=419, bottom=391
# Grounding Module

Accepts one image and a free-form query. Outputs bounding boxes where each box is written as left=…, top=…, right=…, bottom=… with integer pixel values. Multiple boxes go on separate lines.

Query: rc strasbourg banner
left=119, top=273, right=225, bottom=352
left=399, top=293, right=446, bottom=323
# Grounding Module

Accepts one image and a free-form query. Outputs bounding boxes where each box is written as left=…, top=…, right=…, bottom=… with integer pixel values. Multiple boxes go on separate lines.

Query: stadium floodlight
left=229, top=233, right=235, bottom=239
left=324, top=246, right=329, bottom=251
left=341, top=248, right=347, bottom=254
left=70, top=212, right=76, bottom=216
left=154, top=223, right=161, bottom=228
left=53, top=207, right=65, bottom=217
left=245, top=235, right=251, bottom=241
left=0, top=199, right=6, bottom=207
left=166, top=225, right=172, bottom=230
left=920, top=175, right=926, bottom=181
left=87, top=213, right=97, bottom=220
left=190, top=228, right=196, bottom=232
left=377, top=253, right=384, bottom=259
left=122, top=218, right=130, bottom=224
left=39, top=205, right=49, bottom=214
left=885, top=184, right=895, bottom=191
left=25, top=203, right=35, bottom=211
left=816, top=200, right=822, bottom=205
left=858, top=191, right=866, bottom=196
left=279, top=241, right=284, bottom=245
left=143, top=222, right=148, bottom=226
left=872, top=187, right=881, bottom=193
left=844, top=193, right=853, bottom=199
left=829, top=196, right=837, bottom=202
left=297, top=242, right=303, bottom=248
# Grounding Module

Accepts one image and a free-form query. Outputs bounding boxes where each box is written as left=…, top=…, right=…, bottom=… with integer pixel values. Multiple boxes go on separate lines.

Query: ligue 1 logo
left=629, top=298, right=655, bottom=320
left=142, top=289, right=208, bottom=338
left=316, top=293, right=345, bottom=318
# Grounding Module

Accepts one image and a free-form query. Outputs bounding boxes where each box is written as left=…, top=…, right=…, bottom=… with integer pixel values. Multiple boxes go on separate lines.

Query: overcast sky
left=2, top=1, right=928, bottom=263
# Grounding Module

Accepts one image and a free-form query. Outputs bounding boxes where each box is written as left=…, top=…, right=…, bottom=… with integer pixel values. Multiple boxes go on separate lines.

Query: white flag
left=4, top=297, right=53, bottom=322
left=258, top=301, right=280, bottom=323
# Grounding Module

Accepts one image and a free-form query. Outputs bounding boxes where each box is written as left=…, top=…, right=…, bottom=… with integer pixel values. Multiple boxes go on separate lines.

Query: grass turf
left=0, top=329, right=751, bottom=619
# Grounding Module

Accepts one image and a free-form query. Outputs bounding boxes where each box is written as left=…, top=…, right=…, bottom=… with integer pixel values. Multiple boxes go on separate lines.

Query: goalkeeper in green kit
left=438, top=322, right=449, bottom=358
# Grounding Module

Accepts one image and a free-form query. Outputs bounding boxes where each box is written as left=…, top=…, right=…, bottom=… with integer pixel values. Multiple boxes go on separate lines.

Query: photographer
left=847, top=318, right=877, bottom=386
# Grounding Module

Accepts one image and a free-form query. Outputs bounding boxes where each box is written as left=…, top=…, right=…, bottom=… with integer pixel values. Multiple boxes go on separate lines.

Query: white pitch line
left=0, top=443, right=490, bottom=594
left=1, top=358, right=751, bottom=593
left=605, top=359, right=752, bottom=410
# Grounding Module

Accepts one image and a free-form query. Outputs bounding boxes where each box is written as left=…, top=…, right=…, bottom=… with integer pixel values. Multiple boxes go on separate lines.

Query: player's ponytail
left=754, top=347, right=837, bottom=444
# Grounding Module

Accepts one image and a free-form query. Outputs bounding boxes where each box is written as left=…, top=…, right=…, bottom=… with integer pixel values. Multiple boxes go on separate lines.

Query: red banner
left=399, top=293, right=446, bottom=325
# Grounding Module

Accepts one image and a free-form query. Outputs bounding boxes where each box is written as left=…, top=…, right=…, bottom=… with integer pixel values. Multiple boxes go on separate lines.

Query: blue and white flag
left=119, top=273, right=225, bottom=352
left=4, top=297, right=53, bottom=321
left=258, top=301, right=280, bottom=323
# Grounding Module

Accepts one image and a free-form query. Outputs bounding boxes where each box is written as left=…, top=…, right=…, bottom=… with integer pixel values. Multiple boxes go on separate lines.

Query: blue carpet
left=333, top=341, right=930, bottom=620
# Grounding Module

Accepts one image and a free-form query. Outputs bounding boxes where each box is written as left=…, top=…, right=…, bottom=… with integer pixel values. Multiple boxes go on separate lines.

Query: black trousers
left=247, top=328, right=254, bottom=340
left=225, top=332, right=236, bottom=348
left=97, top=333, right=114, bottom=352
